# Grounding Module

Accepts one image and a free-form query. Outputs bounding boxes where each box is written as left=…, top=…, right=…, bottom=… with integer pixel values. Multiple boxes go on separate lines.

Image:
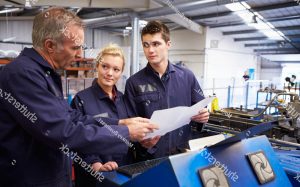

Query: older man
left=0, top=7, right=157, bottom=186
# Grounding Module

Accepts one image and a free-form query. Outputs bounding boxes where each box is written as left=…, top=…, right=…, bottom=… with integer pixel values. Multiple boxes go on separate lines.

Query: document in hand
left=144, top=97, right=214, bottom=139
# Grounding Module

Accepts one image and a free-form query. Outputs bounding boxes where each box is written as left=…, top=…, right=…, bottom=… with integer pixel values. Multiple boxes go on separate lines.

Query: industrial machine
left=101, top=123, right=295, bottom=187
left=201, top=92, right=300, bottom=186
left=205, top=93, right=300, bottom=144
left=99, top=92, right=300, bottom=187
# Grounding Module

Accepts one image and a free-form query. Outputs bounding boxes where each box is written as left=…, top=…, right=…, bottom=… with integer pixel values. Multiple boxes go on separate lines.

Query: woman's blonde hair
left=96, top=43, right=125, bottom=71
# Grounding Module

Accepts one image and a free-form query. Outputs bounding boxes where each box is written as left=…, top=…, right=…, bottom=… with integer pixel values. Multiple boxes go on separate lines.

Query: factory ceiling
left=0, top=0, right=299, bottom=63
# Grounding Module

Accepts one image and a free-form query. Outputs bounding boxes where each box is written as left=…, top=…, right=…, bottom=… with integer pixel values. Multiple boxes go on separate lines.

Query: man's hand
left=140, top=136, right=161, bottom=149
left=191, top=108, right=209, bottom=123
left=119, top=117, right=159, bottom=141
left=92, top=161, right=118, bottom=172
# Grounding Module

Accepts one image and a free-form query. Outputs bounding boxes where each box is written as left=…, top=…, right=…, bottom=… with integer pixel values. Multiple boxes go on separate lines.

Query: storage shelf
left=74, top=58, right=94, bottom=62
left=0, top=59, right=11, bottom=64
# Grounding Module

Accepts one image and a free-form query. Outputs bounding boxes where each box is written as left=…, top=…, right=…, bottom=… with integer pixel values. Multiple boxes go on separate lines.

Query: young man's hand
left=191, top=108, right=209, bottom=123
left=92, top=161, right=118, bottom=171
left=119, top=117, right=159, bottom=141
left=140, top=136, right=161, bottom=149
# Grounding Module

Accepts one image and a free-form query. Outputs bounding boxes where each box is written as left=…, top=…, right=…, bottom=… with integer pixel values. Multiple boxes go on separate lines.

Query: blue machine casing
left=101, top=135, right=292, bottom=187
left=275, top=149, right=300, bottom=186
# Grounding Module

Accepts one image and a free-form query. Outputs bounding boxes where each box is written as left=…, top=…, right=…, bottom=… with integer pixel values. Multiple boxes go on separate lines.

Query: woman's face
left=97, top=55, right=124, bottom=89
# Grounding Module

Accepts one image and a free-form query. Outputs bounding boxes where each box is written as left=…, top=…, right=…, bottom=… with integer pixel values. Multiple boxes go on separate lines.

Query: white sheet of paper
left=144, top=97, right=214, bottom=139
left=188, top=134, right=225, bottom=151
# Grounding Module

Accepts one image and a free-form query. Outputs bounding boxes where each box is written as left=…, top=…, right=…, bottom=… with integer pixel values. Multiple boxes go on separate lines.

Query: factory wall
left=260, top=58, right=282, bottom=84
left=261, top=68, right=282, bottom=80
left=204, top=27, right=261, bottom=108
left=137, top=29, right=206, bottom=88
left=0, top=21, right=33, bottom=56
left=0, top=20, right=32, bottom=44
left=0, top=21, right=123, bottom=58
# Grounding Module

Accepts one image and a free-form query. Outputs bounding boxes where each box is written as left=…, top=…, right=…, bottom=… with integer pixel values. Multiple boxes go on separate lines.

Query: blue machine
left=275, top=149, right=300, bottom=186
left=100, top=135, right=292, bottom=187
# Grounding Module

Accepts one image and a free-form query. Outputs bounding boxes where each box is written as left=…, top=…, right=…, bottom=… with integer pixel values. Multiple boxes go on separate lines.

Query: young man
left=0, top=8, right=157, bottom=186
left=125, top=20, right=209, bottom=161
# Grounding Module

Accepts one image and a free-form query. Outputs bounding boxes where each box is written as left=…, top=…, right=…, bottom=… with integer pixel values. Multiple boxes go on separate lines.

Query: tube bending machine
left=98, top=92, right=300, bottom=186
left=202, top=92, right=300, bottom=186
left=100, top=122, right=296, bottom=186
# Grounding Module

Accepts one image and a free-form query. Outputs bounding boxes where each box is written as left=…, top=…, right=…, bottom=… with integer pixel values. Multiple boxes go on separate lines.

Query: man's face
left=97, top=55, right=123, bottom=89
left=51, top=24, right=84, bottom=69
left=142, top=33, right=170, bottom=65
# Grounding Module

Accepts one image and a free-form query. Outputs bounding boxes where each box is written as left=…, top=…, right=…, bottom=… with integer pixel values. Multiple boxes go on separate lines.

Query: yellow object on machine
left=211, top=95, right=220, bottom=112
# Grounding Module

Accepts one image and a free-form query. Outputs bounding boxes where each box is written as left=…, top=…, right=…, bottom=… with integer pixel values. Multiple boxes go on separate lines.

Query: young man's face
left=51, top=24, right=84, bottom=69
left=142, top=32, right=170, bottom=66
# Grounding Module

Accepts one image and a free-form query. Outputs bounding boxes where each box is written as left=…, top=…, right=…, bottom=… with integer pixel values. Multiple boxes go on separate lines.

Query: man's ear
left=166, top=40, right=171, bottom=48
left=44, top=39, right=56, bottom=53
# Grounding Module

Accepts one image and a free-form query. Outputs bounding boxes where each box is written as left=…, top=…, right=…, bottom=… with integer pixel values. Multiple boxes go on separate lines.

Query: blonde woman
left=71, top=43, right=133, bottom=186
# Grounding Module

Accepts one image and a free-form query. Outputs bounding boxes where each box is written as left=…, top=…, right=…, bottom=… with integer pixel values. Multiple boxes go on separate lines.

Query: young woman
left=71, top=43, right=132, bottom=186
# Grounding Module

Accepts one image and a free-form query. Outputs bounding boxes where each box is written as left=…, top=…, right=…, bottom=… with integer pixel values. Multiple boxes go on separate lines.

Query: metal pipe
left=217, top=92, right=299, bottom=118
left=204, top=124, right=300, bottom=149
left=139, top=0, right=244, bottom=19
left=245, top=82, right=249, bottom=109
left=83, top=13, right=131, bottom=27
left=204, top=124, right=240, bottom=135
left=269, top=138, right=300, bottom=149
left=227, top=86, right=231, bottom=108
left=130, top=16, right=140, bottom=75
left=83, top=0, right=247, bottom=28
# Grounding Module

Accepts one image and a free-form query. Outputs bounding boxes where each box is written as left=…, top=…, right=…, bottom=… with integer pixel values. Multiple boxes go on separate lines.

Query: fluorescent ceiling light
left=261, top=30, right=282, bottom=40
left=250, top=22, right=269, bottom=30
left=2, top=37, right=16, bottom=42
left=235, top=11, right=252, bottom=22
left=253, top=12, right=263, bottom=19
left=139, top=20, right=148, bottom=27
left=265, top=22, right=275, bottom=29
left=125, top=26, right=132, bottom=30
left=0, top=8, right=22, bottom=14
left=277, top=31, right=285, bottom=37
left=225, top=3, right=247, bottom=11
left=226, top=1, right=287, bottom=41
left=25, top=0, right=31, bottom=8
left=261, top=54, right=300, bottom=61
left=240, top=2, right=251, bottom=9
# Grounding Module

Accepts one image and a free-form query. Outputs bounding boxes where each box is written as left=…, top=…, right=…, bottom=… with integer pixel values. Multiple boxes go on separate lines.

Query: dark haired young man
left=125, top=21, right=209, bottom=161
